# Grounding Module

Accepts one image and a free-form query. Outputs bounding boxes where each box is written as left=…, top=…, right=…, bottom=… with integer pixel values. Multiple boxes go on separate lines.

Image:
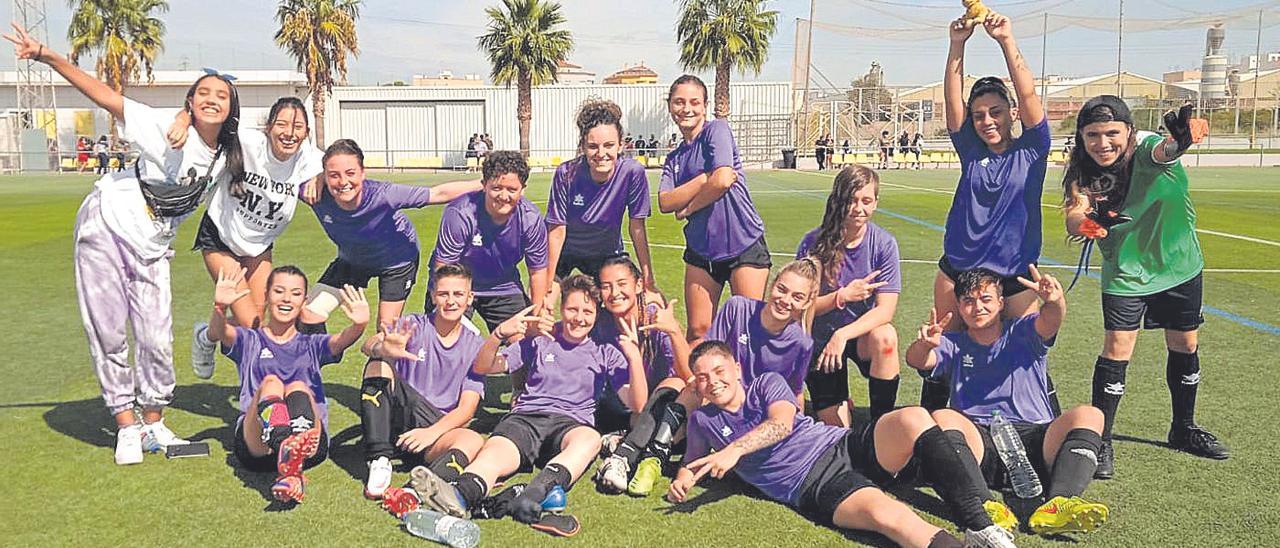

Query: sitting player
left=357, top=264, right=488, bottom=506
left=907, top=267, right=1110, bottom=535
left=670, top=341, right=1015, bottom=548
left=209, top=266, right=368, bottom=503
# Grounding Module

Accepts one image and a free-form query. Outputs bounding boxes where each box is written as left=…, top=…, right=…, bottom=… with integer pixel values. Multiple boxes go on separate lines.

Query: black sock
left=1047, top=428, right=1102, bottom=499
left=256, top=397, right=291, bottom=452
left=914, top=427, right=994, bottom=531
left=615, top=387, right=680, bottom=466
left=454, top=472, right=488, bottom=508
left=284, top=391, right=316, bottom=433
left=647, top=402, right=686, bottom=461
left=1091, top=356, right=1129, bottom=441
left=1046, top=373, right=1063, bottom=417
left=298, top=321, right=328, bottom=335
left=428, top=449, right=471, bottom=483
left=868, top=376, right=900, bottom=419
left=360, top=376, right=394, bottom=460
left=1167, top=350, right=1200, bottom=429
left=920, top=377, right=950, bottom=412
left=928, top=530, right=965, bottom=548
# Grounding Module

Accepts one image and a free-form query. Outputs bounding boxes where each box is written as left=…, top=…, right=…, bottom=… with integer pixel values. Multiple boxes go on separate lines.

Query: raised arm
left=640, top=297, right=692, bottom=380
left=1016, top=265, right=1065, bottom=340
left=4, top=24, right=123, bottom=119
left=905, top=309, right=950, bottom=371
left=327, top=285, right=370, bottom=355
left=985, top=14, right=1044, bottom=127
left=209, top=267, right=250, bottom=346
left=944, top=18, right=977, bottom=133
left=472, top=305, right=537, bottom=375
left=616, top=319, right=650, bottom=412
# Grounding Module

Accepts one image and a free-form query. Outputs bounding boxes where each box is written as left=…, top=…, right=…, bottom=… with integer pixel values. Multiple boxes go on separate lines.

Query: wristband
left=36, top=45, right=43, bottom=62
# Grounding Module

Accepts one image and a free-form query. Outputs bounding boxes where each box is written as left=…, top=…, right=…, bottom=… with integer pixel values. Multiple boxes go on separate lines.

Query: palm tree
left=675, top=0, right=778, bottom=119
left=275, top=0, right=361, bottom=146
left=477, top=0, right=573, bottom=156
left=66, top=0, right=168, bottom=100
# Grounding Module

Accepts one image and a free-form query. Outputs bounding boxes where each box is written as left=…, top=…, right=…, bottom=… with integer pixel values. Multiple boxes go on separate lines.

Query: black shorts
left=682, top=236, right=773, bottom=286
left=232, top=415, right=330, bottom=473
left=794, top=430, right=877, bottom=525
left=556, top=251, right=627, bottom=281
left=938, top=255, right=1032, bottom=297
left=491, top=412, right=589, bottom=471
left=976, top=421, right=1051, bottom=490
left=318, top=257, right=419, bottom=302
left=192, top=212, right=273, bottom=256
left=807, top=333, right=874, bottom=411
left=1101, top=273, right=1204, bottom=332
left=427, top=292, right=531, bottom=333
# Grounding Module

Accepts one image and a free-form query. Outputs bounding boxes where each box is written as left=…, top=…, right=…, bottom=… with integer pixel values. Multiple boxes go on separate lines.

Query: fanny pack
left=135, top=146, right=223, bottom=218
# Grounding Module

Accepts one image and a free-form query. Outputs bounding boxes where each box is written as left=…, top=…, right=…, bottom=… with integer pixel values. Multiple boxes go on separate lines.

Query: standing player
left=797, top=165, right=902, bottom=426
left=878, top=130, right=893, bottom=170
left=299, top=139, right=481, bottom=333
left=209, top=266, right=369, bottom=503
left=658, top=75, right=771, bottom=342
left=1062, top=97, right=1227, bottom=479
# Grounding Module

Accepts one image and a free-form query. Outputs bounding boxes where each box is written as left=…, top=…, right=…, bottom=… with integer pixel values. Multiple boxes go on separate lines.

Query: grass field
left=1, top=166, right=1277, bottom=547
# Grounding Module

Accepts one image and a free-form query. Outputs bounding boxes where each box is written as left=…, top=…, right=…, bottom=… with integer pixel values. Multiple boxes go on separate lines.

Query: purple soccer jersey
left=795, top=222, right=902, bottom=337
left=592, top=315, right=677, bottom=391
left=224, top=327, right=340, bottom=427
left=309, top=179, right=432, bottom=270
left=659, top=119, right=765, bottom=261
left=546, top=157, right=651, bottom=258
left=704, top=296, right=814, bottom=394
left=943, top=119, right=1051, bottom=276
left=684, top=373, right=847, bottom=505
left=502, top=331, right=631, bottom=426
left=431, top=191, right=549, bottom=296
left=391, top=313, right=487, bottom=414
left=929, top=314, right=1056, bottom=425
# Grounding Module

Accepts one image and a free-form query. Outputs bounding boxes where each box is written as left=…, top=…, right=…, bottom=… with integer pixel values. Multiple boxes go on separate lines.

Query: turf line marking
left=1194, top=229, right=1280, bottom=248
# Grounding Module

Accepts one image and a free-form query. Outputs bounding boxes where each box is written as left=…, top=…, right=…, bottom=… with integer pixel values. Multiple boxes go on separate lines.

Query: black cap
left=1077, top=95, right=1133, bottom=130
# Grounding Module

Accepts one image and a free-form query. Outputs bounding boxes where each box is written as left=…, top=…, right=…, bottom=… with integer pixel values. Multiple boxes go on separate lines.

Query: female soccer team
left=7, top=10, right=1227, bottom=546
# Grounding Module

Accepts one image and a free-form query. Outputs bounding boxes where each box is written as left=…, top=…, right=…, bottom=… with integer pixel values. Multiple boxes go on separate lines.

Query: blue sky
left=1, top=0, right=1276, bottom=88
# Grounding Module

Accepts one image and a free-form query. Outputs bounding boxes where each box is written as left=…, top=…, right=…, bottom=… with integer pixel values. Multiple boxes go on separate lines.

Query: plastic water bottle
left=403, top=509, right=480, bottom=548
left=989, top=410, right=1043, bottom=499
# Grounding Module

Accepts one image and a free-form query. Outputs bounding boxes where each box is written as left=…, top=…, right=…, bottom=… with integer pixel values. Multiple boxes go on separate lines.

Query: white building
left=555, top=61, right=596, bottom=85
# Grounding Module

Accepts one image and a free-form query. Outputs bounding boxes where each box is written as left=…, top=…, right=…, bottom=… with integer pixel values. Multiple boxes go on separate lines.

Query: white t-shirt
left=97, top=98, right=227, bottom=261
left=205, top=130, right=322, bottom=257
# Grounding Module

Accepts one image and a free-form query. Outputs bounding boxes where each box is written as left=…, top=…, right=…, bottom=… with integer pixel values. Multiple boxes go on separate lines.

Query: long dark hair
left=1060, top=106, right=1138, bottom=212
left=808, top=165, right=880, bottom=287
left=185, top=74, right=246, bottom=198
left=266, top=96, right=309, bottom=132
left=595, top=256, right=664, bottom=368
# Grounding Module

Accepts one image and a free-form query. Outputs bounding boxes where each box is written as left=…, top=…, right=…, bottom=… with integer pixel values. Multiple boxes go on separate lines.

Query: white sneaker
left=965, top=524, right=1017, bottom=548
left=115, top=424, right=144, bottom=465
left=595, top=454, right=630, bottom=494
left=365, top=456, right=394, bottom=500
left=192, top=322, right=216, bottom=379
left=141, top=419, right=190, bottom=453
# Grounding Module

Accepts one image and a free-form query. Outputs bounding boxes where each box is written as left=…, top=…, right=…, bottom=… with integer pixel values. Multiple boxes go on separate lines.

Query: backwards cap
left=1076, top=95, right=1133, bottom=130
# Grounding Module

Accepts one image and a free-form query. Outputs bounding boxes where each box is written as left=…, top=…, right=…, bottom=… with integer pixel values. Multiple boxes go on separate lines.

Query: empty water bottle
left=989, top=410, right=1043, bottom=499
left=403, top=509, right=480, bottom=548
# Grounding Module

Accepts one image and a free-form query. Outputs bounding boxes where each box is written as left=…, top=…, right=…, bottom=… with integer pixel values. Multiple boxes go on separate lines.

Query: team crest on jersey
left=417, top=348, right=426, bottom=361
left=979, top=157, right=991, bottom=167
left=720, top=425, right=733, bottom=437
left=737, top=333, right=749, bottom=345
left=471, top=233, right=483, bottom=246
left=259, top=348, right=275, bottom=360
left=572, top=194, right=585, bottom=207
left=961, top=354, right=974, bottom=368
left=322, top=214, right=333, bottom=224
left=544, top=353, right=556, bottom=364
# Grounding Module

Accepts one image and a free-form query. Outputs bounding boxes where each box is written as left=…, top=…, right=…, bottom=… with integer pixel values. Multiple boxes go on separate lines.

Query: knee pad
left=304, top=284, right=343, bottom=318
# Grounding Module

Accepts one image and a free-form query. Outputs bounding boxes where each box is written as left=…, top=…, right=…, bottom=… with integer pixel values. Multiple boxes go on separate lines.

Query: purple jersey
left=431, top=191, right=549, bottom=296
left=704, top=296, right=813, bottom=394
left=224, top=327, right=340, bottom=427
left=592, top=314, right=676, bottom=392
left=546, top=157, right=651, bottom=258
left=391, top=313, right=487, bottom=414
left=502, top=331, right=631, bottom=426
left=795, top=222, right=901, bottom=337
left=930, top=314, right=1056, bottom=425
left=685, top=373, right=847, bottom=505
left=659, top=119, right=765, bottom=261
left=309, top=179, right=432, bottom=270
left=944, top=119, right=1051, bottom=276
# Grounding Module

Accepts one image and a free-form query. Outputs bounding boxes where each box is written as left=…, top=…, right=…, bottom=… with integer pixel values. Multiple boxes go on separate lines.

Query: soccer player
left=208, top=266, right=369, bottom=503
left=545, top=99, right=655, bottom=293
left=357, top=264, right=488, bottom=505
left=926, top=12, right=1052, bottom=411
left=5, top=26, right=242, bottom=463
left=298, top=139, right=480, bottom=333
left=797, top=165, right=902, bottom=425
left=410, top=275, right=648, bottom=529
left=1061, top=97, right=1227, bottom=479
left=907, top=267, right=1111, bottom=535
left=430, top=150, right=550, bottom=331
left=658, top=74, right=771, bottom=343
left=670, top=341, right=1016, bottom=548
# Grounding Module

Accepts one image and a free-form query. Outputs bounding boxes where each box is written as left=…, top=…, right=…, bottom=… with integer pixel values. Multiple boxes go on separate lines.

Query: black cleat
left=1168, top=424, right=1229, bottom=460
left=471, top=483, right=526, bottom=520
left=1094, top=440, right=1114, bottom=480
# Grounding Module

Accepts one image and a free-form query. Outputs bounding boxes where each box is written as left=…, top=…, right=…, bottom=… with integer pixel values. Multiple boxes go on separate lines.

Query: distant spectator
left=842, top=139, right=850, bottom=155
left=473, top=136, right=489, bottom=158
left=466, top=134, right=478, bottom=159
left=912, top=131, right=925, bottom=167
left=93, top=135, right=109, bottom=175
left=482, top=133, right=493, bottom=151
left=75, top=136, right=90, bottom=172
left=666, top=132, right=678, bottom=152
left=815, top=134, right=827, bottom=170
left=113, top=141, right=128, bottom=172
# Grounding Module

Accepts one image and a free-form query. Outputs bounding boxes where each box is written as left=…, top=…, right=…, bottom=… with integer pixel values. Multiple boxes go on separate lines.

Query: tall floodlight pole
left=1115, top=0, right=1124, bottom=96
left=12, top=0, right=60, bottom=170
left=1254, top=9, right=1264, bottom=167
left=802, top=0, right=816, bottom=150
left=1040, top=13, right=1049, bottom=121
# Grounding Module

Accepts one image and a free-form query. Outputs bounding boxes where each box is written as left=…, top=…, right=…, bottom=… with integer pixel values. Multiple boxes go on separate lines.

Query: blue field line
left=751, top=175, right=1280, bottom=336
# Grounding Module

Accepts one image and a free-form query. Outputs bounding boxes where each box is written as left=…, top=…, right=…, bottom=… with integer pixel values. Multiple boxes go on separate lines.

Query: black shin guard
left=360, top=377, right=395, bottom=460
left=915, top=427, right=994, bottom=531
left=1091, top=356, right=1129, bottom=440
left=616, top=387, right=680, bottom=466
left=1047, top=428, right=1102, bottom=499
left=284, top=391, right=317, bottom=433
left=648, top=402, right=686, bottom=460
left=920, top=377, right=951, bottom=411
left=1167, top=350, right=1200, bottom=429
left=298, top=321, right=328, bottom=335
left=868, top=376, right=900, bottom=419
left=429, top=449, right=471, bottom=483
left=454, top=472, right=488, bottom=509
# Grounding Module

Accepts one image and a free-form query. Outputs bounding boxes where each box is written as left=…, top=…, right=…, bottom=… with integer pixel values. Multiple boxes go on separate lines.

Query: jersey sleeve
left=1136, top=132, right=1175, bottom=167
left=873, top=230, right=903, bottom=294
left=1012, top=313, right=1052, bottom=355
left=794, top=231, right=815, bottom=260
left=501, top=338, right=535, bottom=374
left=221, top=326, right=253, bottom=361
left=929, top=336, right=960, bottom=380
left=603, top=344, right=632, bottom=391
left=460, top=370, right=486, bottom=399
left=432, top=203, right=472, bottom=264
left=521, top=203, right=550, bottom=271
left=1018, top=118, right=1052, bottom=159
left=117, top=98, right=176, bottom=166
left=383, top=182, right=434, bottom=210
left=786, top=340, right=814, bottom=394
left=703, top=297, right=744, bottom=343
left=545, top=164, right=571, bottom=226
left=659, top=156, right=677, bottom=192
left=314, top=334, right=342, bottom=366
left=625, top=162, right=653, bottom=219
left=703, top=121, right=738, bottom=171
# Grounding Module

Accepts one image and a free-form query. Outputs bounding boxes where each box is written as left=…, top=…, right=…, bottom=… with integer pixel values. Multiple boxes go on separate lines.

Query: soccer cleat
left=599, top=431, right=625, bottom=458
left=408, top=465, right=468, bottom=519
left=380, top=487, right=421, bottom=518
left=627, top=456, right=662, bottom=497
left=983, top=499, right=1018, bottom=532
left=472, top=483, right=525, bottom=520
left=365, top=456, right=394, bottom=499
left=1028, top=496, right=1109, bottom=535
left=115, top=424, right=144, bottom=465
left=1168, top=424, right=1229, bottom=460
left=1094, top=440, right=1114, bottom=480
left=276, top=429, right=320, bottom=478
left=530, top=513, right=580, bottom=537
left=141, top=419, right=190, bottom=453
left=594, top=454, right=630, bottom=494
left=542, top=485, right=567, bottom=513
left=964, top=524, right=1016, bottom=548
left=191, top=322, right=217, bottom=379
left=271, top=474, right=306, bottom=503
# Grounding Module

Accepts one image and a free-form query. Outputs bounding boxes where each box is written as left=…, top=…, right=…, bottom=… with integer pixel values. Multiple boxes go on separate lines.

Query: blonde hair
left=772, top=257, right=822, bottom=334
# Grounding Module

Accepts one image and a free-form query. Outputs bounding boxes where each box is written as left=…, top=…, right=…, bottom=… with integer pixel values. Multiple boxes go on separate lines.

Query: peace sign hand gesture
left=213, top=267, right=250, bottom=308
left=3, top=23, right=46, bottom=62
left=617, top=316, right=643, bottom=358
left=917, top=309, right=952, bottom=349
left=1016, top=265, right=1063, bottom=305
left=377, top=318, right=420, bottom=362
left=494, top=304, right=540, bottom=342
left=837, top=270, right=887, bottom=306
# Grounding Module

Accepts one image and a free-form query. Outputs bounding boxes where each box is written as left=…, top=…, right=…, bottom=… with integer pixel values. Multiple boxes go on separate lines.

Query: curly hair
left=560, top=273, right=601, bottom=308
left=576, top=99, right=624, bottom=149
left=482, top=150, right=530, bottom=186
left=808, top=165, right=880, bottom=288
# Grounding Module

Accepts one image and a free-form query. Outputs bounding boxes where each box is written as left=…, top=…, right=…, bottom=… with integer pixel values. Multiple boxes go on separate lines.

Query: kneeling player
left=671, top=341, right=1016, bottom=548
left=907, top=267, right=1110, bottom=535
left=210, top=266, right=368, bottom=503
left=358, top=264, right=487, bottom=506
